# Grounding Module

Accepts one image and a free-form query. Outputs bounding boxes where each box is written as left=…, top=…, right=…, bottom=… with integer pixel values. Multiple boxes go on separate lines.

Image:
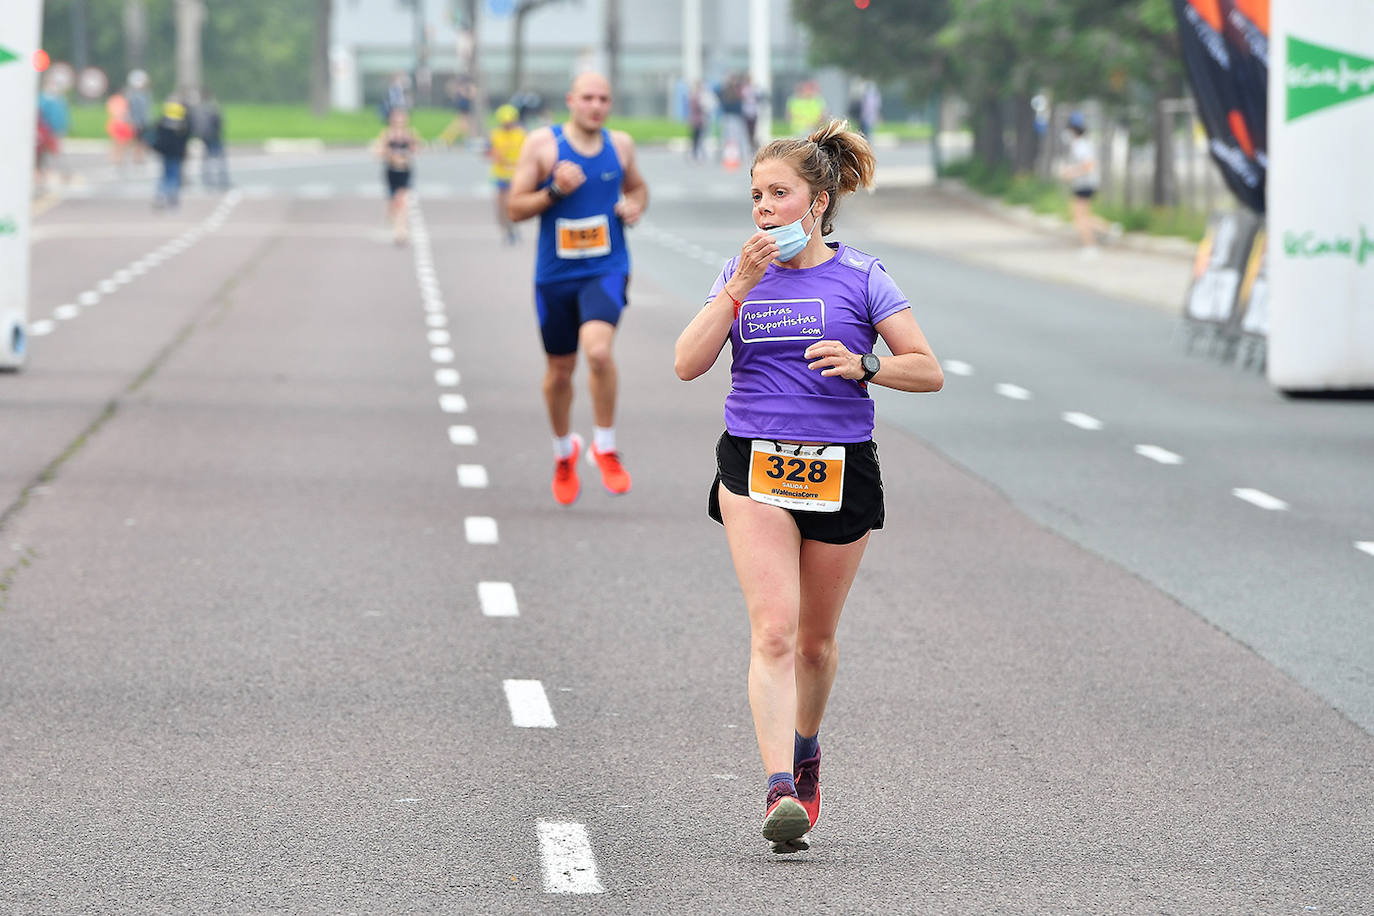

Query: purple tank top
left=706, top=243, right=911, bottom=442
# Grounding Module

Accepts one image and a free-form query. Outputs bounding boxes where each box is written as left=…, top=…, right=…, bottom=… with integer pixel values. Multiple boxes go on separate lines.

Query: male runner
left=507, top=72, right=648, bottom=505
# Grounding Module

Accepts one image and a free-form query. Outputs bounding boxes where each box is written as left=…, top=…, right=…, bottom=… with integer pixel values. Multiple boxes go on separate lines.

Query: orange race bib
left=748, top=441, right=845, bottom=513
left=555, top=214, right=612, bottom=259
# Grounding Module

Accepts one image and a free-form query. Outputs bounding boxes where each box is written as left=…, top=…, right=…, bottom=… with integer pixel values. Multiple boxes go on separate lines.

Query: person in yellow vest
left=487, top=104, right=527, bottom=244
left=786, top=81, right=826, bottom=137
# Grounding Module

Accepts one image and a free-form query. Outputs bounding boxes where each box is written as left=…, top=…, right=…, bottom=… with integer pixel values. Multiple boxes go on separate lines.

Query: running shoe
left=762, top=784, right=810, bottom=850
left=588, top=445, right=631, bottom=495
left=795, top=751, right=822, bottom=830
left=552, top=433, right=583, bottom=506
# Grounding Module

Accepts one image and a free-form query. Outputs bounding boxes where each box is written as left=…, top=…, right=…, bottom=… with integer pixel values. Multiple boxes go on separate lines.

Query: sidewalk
left=859, top=181, right=1196, bottom=314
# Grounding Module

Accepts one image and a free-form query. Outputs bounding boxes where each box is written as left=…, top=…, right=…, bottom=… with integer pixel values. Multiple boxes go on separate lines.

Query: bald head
left=566, top=71, right=613, bottom=135
left=571, top=71, right=611, bottom=97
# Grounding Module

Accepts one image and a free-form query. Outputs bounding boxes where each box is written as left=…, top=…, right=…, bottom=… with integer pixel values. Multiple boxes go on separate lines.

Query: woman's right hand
left=731, top=230, right=780, bottom=297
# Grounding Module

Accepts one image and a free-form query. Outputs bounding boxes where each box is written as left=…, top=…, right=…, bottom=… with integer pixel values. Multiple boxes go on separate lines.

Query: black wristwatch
left=860, top=353, right=881, bottom=382
left=547, top=182, right=567, bottom=201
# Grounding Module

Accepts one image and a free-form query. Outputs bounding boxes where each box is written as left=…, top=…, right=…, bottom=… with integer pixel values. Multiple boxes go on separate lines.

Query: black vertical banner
left=1171, top=0, right=1268, bottom=214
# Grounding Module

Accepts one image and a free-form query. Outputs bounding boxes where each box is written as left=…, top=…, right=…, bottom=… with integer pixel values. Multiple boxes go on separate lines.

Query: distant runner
left=374, top=108, right=420, bottom=245
left=506, top=72, right=649, bottom=505
left=487, top=104, right=526, bottom=244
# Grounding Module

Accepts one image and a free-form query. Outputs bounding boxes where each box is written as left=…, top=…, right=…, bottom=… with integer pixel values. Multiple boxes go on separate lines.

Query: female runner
left=373, top=107, right=420, bottom=244
left=674, top=119, right=943, bottom=853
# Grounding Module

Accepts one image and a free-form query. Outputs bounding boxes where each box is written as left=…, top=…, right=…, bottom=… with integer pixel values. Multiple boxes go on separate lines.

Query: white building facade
left=330, top=0, right=812, bottom=117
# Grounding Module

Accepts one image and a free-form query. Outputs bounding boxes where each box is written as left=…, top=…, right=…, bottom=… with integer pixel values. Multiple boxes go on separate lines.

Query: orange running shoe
left=552, top=434, right=582, bottom=506
left=588, top=445, right=632, bottom=495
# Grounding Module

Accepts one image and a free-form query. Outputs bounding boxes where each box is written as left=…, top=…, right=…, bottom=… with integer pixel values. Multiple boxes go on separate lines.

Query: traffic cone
left=723, top=138, right=741, bottom=172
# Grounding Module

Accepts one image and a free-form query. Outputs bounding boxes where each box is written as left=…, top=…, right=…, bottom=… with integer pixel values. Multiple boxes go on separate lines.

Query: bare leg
left=580, top=320, right=618, bottom=429
left=392, top=188, right=410, bottom=241
left=719, top=486, right=803, bottom=776
left=794, top=534, right=870, bottom=737
left=543, top=353, right=577, bottom=438
left=1071, top=196, right=1096, bottom=247
left=496, top=187, right=513, bottom=239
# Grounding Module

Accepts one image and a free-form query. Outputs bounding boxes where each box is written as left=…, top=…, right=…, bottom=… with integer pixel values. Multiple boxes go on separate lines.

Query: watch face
left=862, top=354, right=881, bottom=375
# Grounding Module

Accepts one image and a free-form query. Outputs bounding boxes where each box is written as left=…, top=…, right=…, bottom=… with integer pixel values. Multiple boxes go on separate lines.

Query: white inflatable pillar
left=0, top=1, right=44, bottom=371
left=1269, top=1, right=1374, bottom=392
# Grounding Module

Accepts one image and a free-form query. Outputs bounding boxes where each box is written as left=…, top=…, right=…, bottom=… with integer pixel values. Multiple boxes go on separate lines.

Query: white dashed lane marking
left=1232, top=488, right=1289, bottom=512
left=457, top=464, right=489, bottom=488
left=537, top=822, right=604, bottom=895
left=30, top=191, right=242, bottom=342
left=1061, top=411, right=1103, bottom=431
left=504, top=679, right=556, bottom=728
left=995, top=382, right=1032, bottom=401
left=435, top=369, right=460, bottom=387
left=465, top=516, right=498, bottom=544
left=1356, top=542, right=1374, bottom=557
left=942, top=359, right=974, bottom=376
left=440, top=393, right=468, bottom=414
left=478, top=581, right=519, bottom=618
left=448, top=425, right=477, bottom=445
left=1135, top=444, right=1185, bottom=465
left=430, top=347, right=455, bottom=364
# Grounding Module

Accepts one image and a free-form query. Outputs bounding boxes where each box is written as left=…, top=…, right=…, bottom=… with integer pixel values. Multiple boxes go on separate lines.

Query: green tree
left=42, top=0, right=315, bottom=104
left=796, top=0, right=1186, bottom=203
left=793, top=0, right=950, bottom=95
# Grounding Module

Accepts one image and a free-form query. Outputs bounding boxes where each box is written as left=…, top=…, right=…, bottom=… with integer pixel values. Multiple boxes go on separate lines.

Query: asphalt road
left=2, top=145, right=1372, bottom=914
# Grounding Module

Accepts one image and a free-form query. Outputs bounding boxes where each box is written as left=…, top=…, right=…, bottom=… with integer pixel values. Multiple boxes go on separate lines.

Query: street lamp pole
left=682, top=0, right=702, bottom=87
left=174, top=0, right=203, bottom=95
left=749, top=0, right=772, bottom=145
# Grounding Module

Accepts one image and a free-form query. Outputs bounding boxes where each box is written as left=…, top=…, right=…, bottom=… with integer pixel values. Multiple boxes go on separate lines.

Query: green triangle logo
left=1287, top=36, right=1374, bottom=122
left=0, top=45, right=20, bottom=67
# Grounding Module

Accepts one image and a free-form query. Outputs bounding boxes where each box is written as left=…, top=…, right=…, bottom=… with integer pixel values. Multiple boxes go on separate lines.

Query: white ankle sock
left=553, top=434, right=576, bottom=459
left=593, top=426, right=616, bottom=453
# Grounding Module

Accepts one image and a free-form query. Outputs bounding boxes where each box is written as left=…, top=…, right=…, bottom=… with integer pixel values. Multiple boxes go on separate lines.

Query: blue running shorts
left=534, top=272, right=628, bottom=356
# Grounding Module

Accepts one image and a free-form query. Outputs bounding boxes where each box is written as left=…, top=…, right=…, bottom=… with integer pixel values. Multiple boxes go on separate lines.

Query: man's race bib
left=748, top=441, right=845, bottom=512
left=555, top=214, right=611, bottom=259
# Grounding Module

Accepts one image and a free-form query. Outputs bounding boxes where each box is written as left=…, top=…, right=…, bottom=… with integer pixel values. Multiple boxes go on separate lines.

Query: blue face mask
left=765, top=197, right=819, bottom=262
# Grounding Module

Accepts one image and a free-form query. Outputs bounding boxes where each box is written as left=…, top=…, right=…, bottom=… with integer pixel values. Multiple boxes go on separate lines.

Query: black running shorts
left=708, top=431, right=884, bottom=545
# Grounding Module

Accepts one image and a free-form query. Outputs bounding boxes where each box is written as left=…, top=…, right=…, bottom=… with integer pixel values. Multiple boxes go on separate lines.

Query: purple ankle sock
left=767, top=772, right=797, bottom=796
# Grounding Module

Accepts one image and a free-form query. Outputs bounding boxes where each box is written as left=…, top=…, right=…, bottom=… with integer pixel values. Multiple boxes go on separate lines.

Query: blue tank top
left=536, top=125, right=630, bottom=284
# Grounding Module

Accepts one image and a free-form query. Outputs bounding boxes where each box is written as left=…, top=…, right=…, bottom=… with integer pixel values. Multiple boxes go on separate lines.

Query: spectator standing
left=37, top=80, right=71, bottom=184
left=151, top=100, right=191, bottom=209
left=1058, top=111, right=1114, bottom=256
left=513, top=87, right=547, bottom=127
left=741, top=75, right=759, bottom=154
left=194, top=91, right=230, bottom=189
left=381, top=73, right=410, bottom=122
left=687, top=80, right=709, bottom=162
left=126, top=70, right=153, bottom=164
left=786, top=81, right=825, bottom=137
left=859, top=82, right=881, bottom=138
left=718, top=74, right=748, bottom=165
left=105, top=90, right=136, bottom=170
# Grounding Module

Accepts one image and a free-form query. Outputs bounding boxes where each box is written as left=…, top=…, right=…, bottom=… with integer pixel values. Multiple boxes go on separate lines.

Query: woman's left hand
left=804, top=340, right=862, bottom=379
